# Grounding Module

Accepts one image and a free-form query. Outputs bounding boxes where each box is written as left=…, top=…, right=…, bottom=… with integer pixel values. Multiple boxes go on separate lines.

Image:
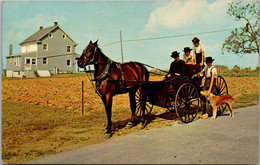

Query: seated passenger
left=183, top=47, right=193, bottom=64
left=165, top=51, right=189, bottom=86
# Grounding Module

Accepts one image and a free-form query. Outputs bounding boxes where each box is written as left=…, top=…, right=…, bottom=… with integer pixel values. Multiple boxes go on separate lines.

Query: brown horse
left=77, top=40, right=149, bottom=134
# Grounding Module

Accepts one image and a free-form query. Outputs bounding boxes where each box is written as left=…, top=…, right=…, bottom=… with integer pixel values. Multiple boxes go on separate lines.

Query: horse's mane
left=95, top=44, right=117, bottom=64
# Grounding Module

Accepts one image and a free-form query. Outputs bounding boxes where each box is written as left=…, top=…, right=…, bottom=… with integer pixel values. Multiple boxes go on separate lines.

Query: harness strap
left=88, top=47, right=97, bottom=64
left=116, top=63, right=126, bottom=87
left=94, top=59, right=112, bottom=81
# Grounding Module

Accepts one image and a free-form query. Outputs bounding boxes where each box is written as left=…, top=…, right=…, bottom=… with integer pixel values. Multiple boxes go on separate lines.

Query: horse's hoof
left=105, top=130, right=112, bottom=138
left=125, top=122, right=133, bottom=129
left=105, top=133, right=112, bottom=138
left=138, top=123, right=145, bottom=129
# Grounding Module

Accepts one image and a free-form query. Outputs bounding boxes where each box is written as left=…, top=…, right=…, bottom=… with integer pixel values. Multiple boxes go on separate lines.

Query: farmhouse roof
left=19, top=22, right=78, bottom=46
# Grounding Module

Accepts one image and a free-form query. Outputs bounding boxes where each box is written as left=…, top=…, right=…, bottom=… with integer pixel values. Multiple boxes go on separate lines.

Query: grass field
left=2, top=73, right=259, bottom=163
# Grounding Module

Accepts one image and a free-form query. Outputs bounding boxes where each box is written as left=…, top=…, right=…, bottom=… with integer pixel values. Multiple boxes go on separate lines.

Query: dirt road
left=25, top=105, right=259, bottom=164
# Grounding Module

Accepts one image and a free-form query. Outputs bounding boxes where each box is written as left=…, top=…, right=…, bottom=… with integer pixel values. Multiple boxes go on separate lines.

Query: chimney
left=39, top=26, right=43, bottom=30
left=9, top=44, right=12, bottom=56
left=54, top=22, right=58, bottom=26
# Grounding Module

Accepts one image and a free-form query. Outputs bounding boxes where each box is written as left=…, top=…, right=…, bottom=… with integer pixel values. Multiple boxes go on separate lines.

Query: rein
left=85, top=66, right=102, bottom=97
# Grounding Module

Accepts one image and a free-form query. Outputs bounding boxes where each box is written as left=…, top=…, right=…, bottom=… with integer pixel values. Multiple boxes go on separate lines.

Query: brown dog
left=200, top=91, right=234, bottom=119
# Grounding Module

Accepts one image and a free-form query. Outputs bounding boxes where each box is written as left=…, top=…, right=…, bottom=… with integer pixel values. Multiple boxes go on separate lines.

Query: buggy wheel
left=135, top=89, right=153, bottom=118
left=175, top=83, right=200, bottom=123
left=216, top=76, right=229, bottom=115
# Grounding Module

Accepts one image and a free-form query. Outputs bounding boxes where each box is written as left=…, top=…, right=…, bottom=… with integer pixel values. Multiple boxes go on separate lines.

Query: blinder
left=80, top=44, right=98, bottom=66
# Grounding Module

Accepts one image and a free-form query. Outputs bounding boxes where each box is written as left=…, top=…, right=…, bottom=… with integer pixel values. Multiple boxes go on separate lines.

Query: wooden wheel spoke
left=137, top=90, right=140, bottom=96
left=189, top=105, right=197, bottom=114
left=189, top=98, right=199, bottom=103
left=220, top=86, right=227, bottom=93
left=181, top=108, right=187, bottom=117
left=184, top=85, right=188, bottom=97
left=177, top=100, right=185, bottom=107
left=190, top=101, right=199, bottom=107
left=136, top=106, right=141, bottom=116
left=219, top=79, right=224, bottom=88
left=145, top=108, right=149, bottom=115
left=189, top=93, right=197, bottom=99
left=189, top=87, right=195, bottom=98
left=181, top=88, right=185, bottom=97
left=186, top=112, right=191, bottom=122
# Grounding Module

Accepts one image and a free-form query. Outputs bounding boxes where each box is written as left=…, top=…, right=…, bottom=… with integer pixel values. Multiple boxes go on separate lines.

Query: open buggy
left=135, top=64, right=229, bottom=123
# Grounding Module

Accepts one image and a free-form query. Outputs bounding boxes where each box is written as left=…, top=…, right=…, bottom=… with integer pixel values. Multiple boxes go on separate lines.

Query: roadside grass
left=2, top=75, right=259, bottom=163
left=234, top=93, right=259, bottom=109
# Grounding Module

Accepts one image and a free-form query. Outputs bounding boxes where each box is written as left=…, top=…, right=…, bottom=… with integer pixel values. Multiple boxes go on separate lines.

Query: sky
left=1, top=0, right=259, bottom=70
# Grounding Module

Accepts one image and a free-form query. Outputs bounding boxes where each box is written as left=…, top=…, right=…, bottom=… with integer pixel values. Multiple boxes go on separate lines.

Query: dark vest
left=195, top=52, right=202, bottom=64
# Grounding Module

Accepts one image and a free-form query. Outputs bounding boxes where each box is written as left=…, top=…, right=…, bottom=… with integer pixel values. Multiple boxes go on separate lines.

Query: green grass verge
left=233, top=93, right=259, bottom=109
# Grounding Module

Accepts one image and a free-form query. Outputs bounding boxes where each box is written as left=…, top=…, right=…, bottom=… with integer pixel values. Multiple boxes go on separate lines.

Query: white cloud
left=143, top=0, right=234, bottom=33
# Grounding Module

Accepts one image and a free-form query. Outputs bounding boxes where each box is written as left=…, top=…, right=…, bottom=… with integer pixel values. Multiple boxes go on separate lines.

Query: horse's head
left=77, top=40, right=99, bottom=68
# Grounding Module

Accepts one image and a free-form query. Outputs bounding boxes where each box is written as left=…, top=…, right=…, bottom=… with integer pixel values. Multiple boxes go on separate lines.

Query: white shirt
left=193, top=43, right=205, bottom=54
left=183, top=54, right=193, bottom=63
left=203, top=65, right=217, bottom=78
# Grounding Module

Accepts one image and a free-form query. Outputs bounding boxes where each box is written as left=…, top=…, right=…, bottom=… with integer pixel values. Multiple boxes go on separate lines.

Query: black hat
left=192, top=37, right=200, bottom=43
left=183, top=47, right=192, bottom=52
left=205, top=56, right=214, bottom=62
left=171, top=51, right=180, bottom=58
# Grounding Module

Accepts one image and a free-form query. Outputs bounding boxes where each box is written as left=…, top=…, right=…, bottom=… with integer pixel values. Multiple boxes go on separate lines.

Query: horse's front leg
left=126, top=89, right=137, bottom=128
left=101, top=93, right=113, bottom=134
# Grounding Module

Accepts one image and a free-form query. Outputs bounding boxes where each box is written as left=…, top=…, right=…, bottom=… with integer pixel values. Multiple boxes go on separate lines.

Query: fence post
left=82, top=81, right=84, bottom=115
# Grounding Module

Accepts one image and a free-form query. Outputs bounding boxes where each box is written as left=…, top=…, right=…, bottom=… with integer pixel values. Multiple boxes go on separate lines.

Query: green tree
left=222, top=1, right=259, bottom=54
left=232, top=65, right=240, bottom=72
left=254, top=66, right=259, bottom=72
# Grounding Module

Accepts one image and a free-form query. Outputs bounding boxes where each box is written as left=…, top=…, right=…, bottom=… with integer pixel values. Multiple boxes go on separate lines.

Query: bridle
left=83, top=44, right=98, bottom=66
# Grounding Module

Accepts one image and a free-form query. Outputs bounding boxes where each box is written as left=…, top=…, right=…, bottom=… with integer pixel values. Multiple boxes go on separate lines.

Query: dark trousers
left=201, top=78, right=217, bottom=115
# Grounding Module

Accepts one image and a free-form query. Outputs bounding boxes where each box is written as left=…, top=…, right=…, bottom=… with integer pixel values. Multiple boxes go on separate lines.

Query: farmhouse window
left=43, top=44, right=48, bottom=51
left=62, top=34, right=66, bottom=39
left=26, top=58, right=31, bottom=64
left=9, top=58, right=13, bottom=66
left=67, top=59, right=71, bottom=66
left=49, top=33, right=53, bottom=38
left=32, top=58, right=36, bottom=65
left=43, top=58, right=48, bottom=64
left=67, top=46, right=71, bottom=53
left=13, top=57, right=20, bottom=66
